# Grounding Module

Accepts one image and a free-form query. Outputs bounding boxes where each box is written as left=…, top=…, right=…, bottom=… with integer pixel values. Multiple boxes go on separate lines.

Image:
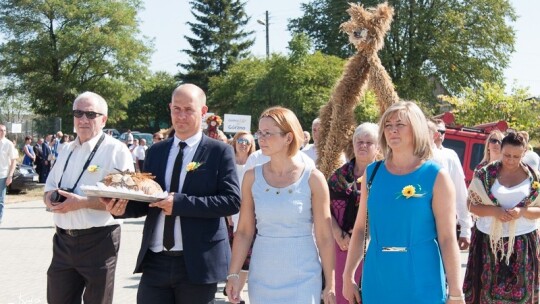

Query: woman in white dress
left=225, top=106, right=336, bottom=304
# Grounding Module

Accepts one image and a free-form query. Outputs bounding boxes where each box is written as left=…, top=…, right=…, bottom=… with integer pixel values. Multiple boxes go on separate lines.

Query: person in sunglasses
left=475, top=130, right=504, bottom=171
left=43, top=91, right=134, bottom=304
left=431, top=119, right=473, bottom=250
left=153, top=132, right=164, bottom=144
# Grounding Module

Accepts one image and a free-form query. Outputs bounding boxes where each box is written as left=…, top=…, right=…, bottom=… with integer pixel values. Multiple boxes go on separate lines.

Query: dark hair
left=24, top=136, right=32, bottom=141
left=501, top=132, right=527, bottom=149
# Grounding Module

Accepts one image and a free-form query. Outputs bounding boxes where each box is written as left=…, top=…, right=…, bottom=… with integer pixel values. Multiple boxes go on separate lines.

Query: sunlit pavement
left=0, top=199, right=467, bottom=303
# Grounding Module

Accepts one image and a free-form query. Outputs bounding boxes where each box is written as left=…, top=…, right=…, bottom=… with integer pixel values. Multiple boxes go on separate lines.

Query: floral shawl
left=328, top=159, right=361, bottom=234
left=468, top=160, right=540, bottom=264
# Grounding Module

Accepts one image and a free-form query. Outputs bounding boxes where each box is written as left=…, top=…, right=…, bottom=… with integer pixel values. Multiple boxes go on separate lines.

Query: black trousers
left=47, top=225, right=121, bottom=304
left=137, top=251, right=217, bottom=304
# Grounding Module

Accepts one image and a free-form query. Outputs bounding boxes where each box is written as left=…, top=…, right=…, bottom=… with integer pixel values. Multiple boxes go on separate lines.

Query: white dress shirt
left=44, top=132, right=134, bottom=229
left=522, top=150, right=540, bottom=171
left=432, top=146, right=473, bottom=238
left=0, top=138, right=17, bottom=178
left=150, top=132, right=202, bottom=252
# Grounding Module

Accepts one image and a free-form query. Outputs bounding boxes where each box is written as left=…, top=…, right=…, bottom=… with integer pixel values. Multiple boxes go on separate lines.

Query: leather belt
left=56, top=225, right=117, bottom=237
left=158, top=250, right=184, bottom=257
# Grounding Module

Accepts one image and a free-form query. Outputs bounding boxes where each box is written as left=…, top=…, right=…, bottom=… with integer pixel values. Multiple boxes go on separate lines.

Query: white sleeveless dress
left=248, top=165, right=322, bottom=303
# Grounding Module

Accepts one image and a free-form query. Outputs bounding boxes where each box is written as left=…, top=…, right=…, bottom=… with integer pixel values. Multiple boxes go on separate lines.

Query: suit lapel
left=181, top=135, right=208, bottom=193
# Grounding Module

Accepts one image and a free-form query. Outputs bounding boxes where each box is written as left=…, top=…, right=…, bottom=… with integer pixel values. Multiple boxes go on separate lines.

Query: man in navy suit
left=103, top=84, right=240, bottom=303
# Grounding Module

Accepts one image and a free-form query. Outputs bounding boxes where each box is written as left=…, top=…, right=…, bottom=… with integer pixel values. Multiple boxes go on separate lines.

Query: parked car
left=134, top=133, right=154, bottom=147
left=8, top=164, right=39, bottom=194
left=103, top=128, right=120, bottom=139
left=119, top=131, right=140, bottom=143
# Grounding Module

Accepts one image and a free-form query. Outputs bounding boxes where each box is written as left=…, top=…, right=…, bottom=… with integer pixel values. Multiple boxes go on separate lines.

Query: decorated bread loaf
left=101, top=170, right=162, bottom=195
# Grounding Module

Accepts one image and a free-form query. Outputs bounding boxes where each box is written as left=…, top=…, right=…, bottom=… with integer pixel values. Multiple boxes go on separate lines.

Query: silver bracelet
left=226, top=273, right=239, bottom=280
left=448, top=294, right=465, bottom=301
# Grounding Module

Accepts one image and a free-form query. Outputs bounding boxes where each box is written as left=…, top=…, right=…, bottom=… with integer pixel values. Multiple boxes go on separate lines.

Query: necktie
left=163, top=141, right=187, bottom=250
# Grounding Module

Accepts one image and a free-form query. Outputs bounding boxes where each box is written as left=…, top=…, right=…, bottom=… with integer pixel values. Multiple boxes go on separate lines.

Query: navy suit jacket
left=123, top=134, right=241, bottom=284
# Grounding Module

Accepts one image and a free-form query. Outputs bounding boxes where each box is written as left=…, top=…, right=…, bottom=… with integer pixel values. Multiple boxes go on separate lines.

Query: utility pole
left=257, top=11, right=270, bottom=58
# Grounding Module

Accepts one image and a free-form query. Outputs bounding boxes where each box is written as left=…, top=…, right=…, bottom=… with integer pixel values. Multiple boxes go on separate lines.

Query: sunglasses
left=153, top=136, right=164, bottom=140
left=489, top=138, right=501, bottom=144
left=73, top=110, right=104, bottom=119
left=437, top=130, right=446, bottom=135
left=236, top=138, right=251, bottom=145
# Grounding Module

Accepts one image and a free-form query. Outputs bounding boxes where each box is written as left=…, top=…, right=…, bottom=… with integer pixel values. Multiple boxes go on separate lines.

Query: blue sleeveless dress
left=362, top=160, right=446, bottom=303
left=248, top=165, right=322, bottom=304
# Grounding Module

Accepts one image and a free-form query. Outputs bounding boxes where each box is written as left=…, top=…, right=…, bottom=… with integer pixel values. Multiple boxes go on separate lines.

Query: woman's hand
left=506, top=207, right=524, bottom=220
left=336, top=232, right=351, bottom=251
left=342, top=279, right=360, bottom=304
left=322, top=286, right=336, bottom=304
left=225, top=276, right=242, bottom=303
left=497, top=207, right=514, bottom=222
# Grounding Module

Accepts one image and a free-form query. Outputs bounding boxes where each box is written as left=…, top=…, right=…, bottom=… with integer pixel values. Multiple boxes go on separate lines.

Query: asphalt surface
left=1, top=198, right=469, bottom=304
left=0, top=199, right=248, bottom=304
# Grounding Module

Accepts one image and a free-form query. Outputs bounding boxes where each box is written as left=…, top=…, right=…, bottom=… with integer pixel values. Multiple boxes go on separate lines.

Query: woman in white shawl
left=464, top=132, right=540, bottom=303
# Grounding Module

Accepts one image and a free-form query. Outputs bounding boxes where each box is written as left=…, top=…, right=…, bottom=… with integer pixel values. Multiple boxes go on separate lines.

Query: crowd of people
left=0, top=82, right=534, bottom=304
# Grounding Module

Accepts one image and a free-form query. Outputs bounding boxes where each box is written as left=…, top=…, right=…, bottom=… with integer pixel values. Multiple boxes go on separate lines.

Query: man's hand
left=100, top=198, right=129, bottom=216
left=458, top=237, right=470, bottom=250
left=6, top=176, right=12, bottom=186
left=149, top=194, right=174, bottom=215
left=49, top=190, right=86, bottom=214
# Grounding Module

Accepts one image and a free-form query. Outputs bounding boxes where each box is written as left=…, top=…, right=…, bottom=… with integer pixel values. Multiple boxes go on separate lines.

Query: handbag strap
left=363, top=160, right=382, bottom=257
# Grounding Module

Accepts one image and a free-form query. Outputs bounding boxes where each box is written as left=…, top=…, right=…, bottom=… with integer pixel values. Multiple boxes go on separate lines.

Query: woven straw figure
left=317, top=2, right=398, bottom=178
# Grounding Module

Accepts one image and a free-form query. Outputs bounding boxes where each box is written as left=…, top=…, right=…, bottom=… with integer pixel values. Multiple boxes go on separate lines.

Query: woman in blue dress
left=342, top=101, right=465, bottom=304
left=225, top=106, right=336, bottom=304
left=22, top=136, right=35, bottom=166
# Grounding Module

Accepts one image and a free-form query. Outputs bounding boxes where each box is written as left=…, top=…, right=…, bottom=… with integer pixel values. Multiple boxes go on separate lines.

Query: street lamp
left=257, top=11, right=269, bottom=58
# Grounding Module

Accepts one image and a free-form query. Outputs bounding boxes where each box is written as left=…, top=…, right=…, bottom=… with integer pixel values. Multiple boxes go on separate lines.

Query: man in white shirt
left=431, top=119, right=473, bottom=250
left=0, top=124, right=18, bottom=225
left=134, top=138, right=148, bottom=172
left=302, top=117, right=346, bottom=166
left=44, top=92, right=134, bottom=304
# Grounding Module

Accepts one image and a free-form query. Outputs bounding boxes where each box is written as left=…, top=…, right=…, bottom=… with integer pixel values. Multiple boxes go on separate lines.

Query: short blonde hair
left=259, top=107, right=304, bottom=157
left=378, top=101, right=432, bottom=160
left=231, top=131, right=256, bottom=155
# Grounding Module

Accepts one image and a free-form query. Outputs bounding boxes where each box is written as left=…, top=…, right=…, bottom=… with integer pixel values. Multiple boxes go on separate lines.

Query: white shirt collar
left=73, top=131, right=105, bottom=151
left=173, top=131, right=203, bottom=148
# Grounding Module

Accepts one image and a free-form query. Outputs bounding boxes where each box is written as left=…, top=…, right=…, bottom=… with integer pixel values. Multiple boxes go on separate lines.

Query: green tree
left=0, top=0, right=152, bottom=132
left=439, top=82, right=537, bottom=135
left=289, top=0, right=516, bottom=105
left=125, top=72, right=178, bottom=132
left=209, top=34, right=380, bottom=131
left=178, top=0, right=254, bottom=92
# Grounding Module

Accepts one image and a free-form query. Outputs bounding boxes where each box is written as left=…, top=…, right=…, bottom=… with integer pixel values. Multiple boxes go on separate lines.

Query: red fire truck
left=434, top=112, right=509, bottom=185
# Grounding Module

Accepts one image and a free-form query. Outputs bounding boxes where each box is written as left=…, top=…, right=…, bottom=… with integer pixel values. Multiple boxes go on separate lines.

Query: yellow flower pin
left=532, top=181, right=540, bottom=190
left=397, top=185, right=424, bottom=199
left=356, top=176, right=363, bottom=184
left=87, top=165, right=99, bottom=173
left=186, top=162, right=203, bottom=172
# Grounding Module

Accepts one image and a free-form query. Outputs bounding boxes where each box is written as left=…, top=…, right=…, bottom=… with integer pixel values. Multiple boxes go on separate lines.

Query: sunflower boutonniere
left=396, top=184, right=425, bottom=199
left=87, top=165, right=99, bottom=173
left=532, top=181, right=540, bottom=191
left=186, top=162, right=203, bottom=172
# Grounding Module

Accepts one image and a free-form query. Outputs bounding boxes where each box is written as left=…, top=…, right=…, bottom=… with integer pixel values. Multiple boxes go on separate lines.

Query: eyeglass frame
left=255, top=130, right=285, bottom=139
left=437, top=130, right=446, bottom=135
left=153, top=136, right=164, bottom=140
left=73, top=110, right=104, bottom=119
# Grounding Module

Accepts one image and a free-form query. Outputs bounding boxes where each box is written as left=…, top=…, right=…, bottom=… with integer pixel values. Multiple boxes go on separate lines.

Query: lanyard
left=58, top=134, right=106, bottom=190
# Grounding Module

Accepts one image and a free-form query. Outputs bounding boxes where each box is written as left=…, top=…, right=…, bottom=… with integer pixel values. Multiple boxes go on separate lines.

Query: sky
left=139, top=0, right=540, bottom=97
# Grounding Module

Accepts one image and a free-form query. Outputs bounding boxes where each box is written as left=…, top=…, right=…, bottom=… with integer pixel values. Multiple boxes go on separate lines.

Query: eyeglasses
left=153, top=136, right=164, bottom=140
left=489, top=138, right=502, bottom=145
left=437, top=130, right=446, bottom=135
left=236, top=138, right=251, bottom=145
left=255, top=130, right=284, bottom=139
left=73, top=110, right=104, bottom=119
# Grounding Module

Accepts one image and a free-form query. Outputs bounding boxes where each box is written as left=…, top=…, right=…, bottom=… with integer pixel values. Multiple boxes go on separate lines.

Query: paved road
left=1, top=199, right=468, bottom=304
left=0, top=199, right=248, bottom=304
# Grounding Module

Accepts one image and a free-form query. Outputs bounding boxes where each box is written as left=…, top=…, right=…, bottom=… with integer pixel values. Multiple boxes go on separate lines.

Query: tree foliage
left=438, top=82, right=537, bottom=135
left=0, top=0, right=152, bottom=132
left=178, top=0, right=254, bottom=92
left=125, top=72, right=178, bottom=132
left=209, top=34, right=380, bottom=131
left=289, top=0, right=516, bottom=105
